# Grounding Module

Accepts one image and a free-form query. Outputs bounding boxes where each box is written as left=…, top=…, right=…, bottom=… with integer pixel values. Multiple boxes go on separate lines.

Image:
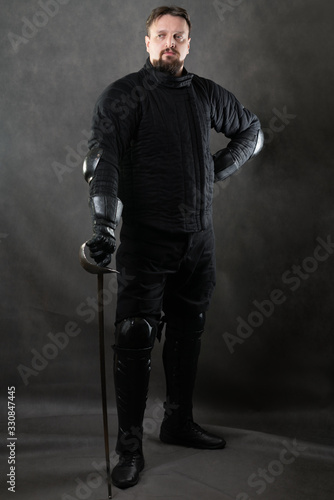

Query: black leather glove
left=86, top=226, right=116, bottom=267
left=87, top=195, right=118, bottom=267
left=213, top=148, right=238, bottom=182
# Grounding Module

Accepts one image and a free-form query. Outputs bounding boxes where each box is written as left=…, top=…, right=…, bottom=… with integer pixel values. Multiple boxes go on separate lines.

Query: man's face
left=145, top=15, right=191, bottom=77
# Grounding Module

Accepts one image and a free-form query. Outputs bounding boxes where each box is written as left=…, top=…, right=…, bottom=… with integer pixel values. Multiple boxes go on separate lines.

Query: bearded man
left=83, top=5, right=263, bottom=489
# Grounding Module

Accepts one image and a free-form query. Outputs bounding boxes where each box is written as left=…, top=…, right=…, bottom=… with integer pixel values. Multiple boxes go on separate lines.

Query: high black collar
left=144, top=57, right=193, bottom=88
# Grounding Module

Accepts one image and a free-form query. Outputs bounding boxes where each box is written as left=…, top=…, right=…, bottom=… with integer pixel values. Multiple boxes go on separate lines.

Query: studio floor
left=3, top=403, right=334, bottom=500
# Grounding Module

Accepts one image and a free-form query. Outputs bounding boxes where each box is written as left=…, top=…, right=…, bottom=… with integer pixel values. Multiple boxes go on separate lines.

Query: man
left=83, top=5, right=263, bottom=490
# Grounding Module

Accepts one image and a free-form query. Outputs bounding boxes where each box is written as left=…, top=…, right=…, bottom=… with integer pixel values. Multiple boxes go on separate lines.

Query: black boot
left=111, top=318, right=155, bottom=489
left=159, top=314, right=226, bottom=450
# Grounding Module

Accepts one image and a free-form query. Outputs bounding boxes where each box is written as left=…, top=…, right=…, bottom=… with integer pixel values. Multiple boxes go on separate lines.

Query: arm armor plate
left=83, top=147, right=123, bottom=225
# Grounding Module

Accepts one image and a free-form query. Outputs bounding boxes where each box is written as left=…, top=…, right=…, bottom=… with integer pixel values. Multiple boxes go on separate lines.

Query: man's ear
left=187, top=37, right=191, bottom=54
left=145, top=35, right=150, bottom=53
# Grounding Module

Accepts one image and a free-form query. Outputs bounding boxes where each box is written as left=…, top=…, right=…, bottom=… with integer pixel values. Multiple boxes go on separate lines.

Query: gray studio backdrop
left=1, top=0, right=334, bottom=447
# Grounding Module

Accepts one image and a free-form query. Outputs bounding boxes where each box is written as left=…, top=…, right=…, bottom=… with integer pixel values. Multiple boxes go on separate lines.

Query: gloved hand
left=87, top=194, right=119, bottom=267
left=86, top=225, right=116, bottom=267
left=213, top=148, right=238, bottom=182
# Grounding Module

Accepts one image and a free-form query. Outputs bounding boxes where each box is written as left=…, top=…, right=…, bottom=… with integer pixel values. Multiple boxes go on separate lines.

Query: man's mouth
left=163, top=50, right=178, bottom=56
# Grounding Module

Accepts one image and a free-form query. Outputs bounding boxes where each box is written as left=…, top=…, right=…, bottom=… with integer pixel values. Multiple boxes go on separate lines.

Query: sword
left=79, top=242, right=119, bottom=500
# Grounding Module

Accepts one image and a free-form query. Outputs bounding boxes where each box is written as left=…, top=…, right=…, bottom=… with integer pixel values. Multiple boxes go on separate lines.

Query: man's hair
left=146, top=5, right=192, bottom=36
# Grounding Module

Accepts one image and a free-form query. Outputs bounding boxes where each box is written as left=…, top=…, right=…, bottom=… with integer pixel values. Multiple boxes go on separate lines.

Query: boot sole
left=160, top=430, right=226, bottom=450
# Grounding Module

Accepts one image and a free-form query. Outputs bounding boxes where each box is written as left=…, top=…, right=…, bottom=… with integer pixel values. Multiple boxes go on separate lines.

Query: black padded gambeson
left=88, top=58, right=261, bottom=233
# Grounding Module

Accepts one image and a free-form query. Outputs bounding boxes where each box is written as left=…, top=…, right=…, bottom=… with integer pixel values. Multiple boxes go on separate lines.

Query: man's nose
left=165, top=35, right=175, bottom=48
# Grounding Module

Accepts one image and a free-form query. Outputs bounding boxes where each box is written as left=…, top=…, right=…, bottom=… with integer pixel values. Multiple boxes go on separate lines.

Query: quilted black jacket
left=88, top=58, right=261, bottom=233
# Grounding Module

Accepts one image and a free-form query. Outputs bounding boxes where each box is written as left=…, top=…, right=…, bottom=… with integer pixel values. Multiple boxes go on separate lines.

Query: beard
left=152, top=49, right=184, bottom=77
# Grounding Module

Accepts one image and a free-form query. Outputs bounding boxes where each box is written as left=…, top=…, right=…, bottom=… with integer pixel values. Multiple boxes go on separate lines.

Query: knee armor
left=115, top=317, right=156, bottom=349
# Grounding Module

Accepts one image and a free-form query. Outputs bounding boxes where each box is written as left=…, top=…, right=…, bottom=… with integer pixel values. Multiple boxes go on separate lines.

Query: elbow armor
left=83, top=147, right=104, bottom=184
left=251, top=129, right=264, bottom=158
left=214, top=128, right=264, bottom=182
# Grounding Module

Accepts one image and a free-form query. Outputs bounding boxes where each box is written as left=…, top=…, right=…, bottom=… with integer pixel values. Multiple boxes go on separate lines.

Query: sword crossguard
left=79, top=242, right=119, bottom=275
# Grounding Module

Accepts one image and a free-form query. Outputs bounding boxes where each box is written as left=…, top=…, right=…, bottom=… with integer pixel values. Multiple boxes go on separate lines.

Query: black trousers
left=115, top=224, right=216, bottom=327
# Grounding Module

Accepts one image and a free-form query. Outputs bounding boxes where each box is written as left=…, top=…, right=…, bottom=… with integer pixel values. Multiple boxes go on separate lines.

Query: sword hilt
left=79, top=242, right=119, bottom=275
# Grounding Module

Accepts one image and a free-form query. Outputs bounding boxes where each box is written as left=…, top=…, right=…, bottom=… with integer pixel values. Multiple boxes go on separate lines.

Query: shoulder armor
left=83, top=147, right=103, bottom=184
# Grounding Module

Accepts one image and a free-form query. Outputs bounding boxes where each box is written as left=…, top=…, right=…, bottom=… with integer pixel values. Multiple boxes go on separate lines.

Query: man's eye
left=158, top=34, right=166, bottom=39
